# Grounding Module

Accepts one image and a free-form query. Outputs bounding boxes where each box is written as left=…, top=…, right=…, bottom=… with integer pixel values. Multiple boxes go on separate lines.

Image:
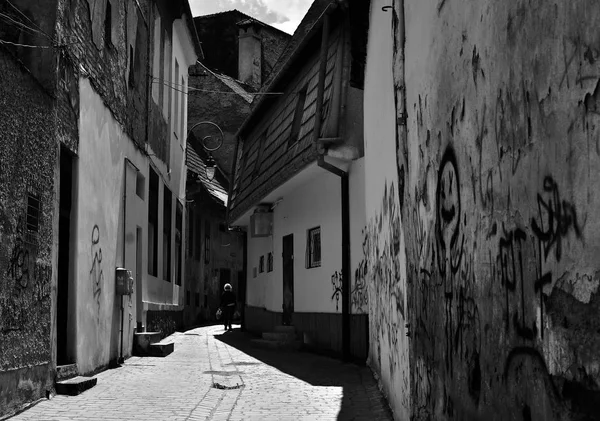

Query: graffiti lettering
left=89, top=224, right=103, bottom=318
left=331, top=270, right=342, bottom=312
left=531, top=176, right=584, bottom=262
left=352, top=258, right=368, bottom=313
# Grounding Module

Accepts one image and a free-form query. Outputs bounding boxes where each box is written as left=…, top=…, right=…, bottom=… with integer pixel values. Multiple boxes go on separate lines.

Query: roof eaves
left=234, top=0, right=338, bottom=139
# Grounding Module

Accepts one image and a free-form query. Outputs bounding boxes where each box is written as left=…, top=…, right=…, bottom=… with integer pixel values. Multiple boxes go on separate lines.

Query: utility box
left=116, top=268, right=134, bottom=295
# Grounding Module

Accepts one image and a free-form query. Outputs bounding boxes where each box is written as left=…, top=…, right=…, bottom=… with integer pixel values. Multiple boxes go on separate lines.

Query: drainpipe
left=314, top=10, right=352, bottom=362
left=120, top=157, right=139, bottom=365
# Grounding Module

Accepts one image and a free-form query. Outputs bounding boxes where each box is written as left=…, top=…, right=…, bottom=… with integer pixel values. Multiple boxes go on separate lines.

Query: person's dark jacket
left=221, top=291, right=236, bottom=308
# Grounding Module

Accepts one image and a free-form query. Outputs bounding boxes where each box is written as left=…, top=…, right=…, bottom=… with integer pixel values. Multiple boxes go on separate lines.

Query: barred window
left=306, top=227, right=321, bottom=268
left=259, top=255, right=264, bottom=273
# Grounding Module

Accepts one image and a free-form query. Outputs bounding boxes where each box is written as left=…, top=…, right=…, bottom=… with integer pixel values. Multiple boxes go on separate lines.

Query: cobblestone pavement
left=9, top=324, right=393, bottom=421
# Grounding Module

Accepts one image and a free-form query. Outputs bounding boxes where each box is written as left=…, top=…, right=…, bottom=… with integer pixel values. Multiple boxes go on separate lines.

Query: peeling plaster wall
left=0, top=49, right=56, bottom=417
left=382, top=0, right=600, bottom=419
left=76, top=78, right=147, bottom=374
left=363, top=0, right=411, bottom=418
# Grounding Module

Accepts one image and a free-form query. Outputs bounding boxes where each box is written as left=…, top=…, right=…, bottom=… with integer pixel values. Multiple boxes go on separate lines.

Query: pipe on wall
left=120, top=157, right=140, bottom=365
left=314, top=10, right=351, bottom=361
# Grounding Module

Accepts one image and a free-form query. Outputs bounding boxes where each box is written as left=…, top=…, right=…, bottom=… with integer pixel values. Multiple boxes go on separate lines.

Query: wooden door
left=282, top=234, right=294, bottom=325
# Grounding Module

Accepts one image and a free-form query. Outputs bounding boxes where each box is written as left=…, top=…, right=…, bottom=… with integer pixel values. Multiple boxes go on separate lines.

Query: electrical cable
left=0, top=12, right=52, bottom=40
left=0, top=39, right=51, bottom=48
left=6, top=0, right=53, bottom=40
left=152, top=77, right=285, bottom=96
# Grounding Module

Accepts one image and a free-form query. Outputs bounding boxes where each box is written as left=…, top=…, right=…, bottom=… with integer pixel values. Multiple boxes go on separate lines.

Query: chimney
left=237, top=19, right=262, bottom=89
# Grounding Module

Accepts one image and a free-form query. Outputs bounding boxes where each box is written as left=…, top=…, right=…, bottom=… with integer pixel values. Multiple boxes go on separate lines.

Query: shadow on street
left=212, top=327, right=393, bottom=420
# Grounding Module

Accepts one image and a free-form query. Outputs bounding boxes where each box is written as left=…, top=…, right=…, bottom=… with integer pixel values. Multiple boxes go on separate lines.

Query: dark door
left=57, top=148, right=73, bottom=364
left=282, top=234, right=294, bottom=325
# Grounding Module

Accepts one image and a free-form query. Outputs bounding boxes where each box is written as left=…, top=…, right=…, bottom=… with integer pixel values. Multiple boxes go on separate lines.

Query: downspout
left=314, top=9, right=352, bottom=362
left=120, top=157, right=139, bottom=364
left=226, top=136, right=241, bottom=226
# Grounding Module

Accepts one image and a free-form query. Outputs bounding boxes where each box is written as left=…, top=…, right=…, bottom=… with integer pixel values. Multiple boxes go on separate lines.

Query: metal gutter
left=314, top=7, right=351, bottom=362
left=226, top=136, right=241, bottom=225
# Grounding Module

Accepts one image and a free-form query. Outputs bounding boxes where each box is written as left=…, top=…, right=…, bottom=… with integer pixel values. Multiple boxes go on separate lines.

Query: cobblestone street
left=8, top=325, right=392, bottom=421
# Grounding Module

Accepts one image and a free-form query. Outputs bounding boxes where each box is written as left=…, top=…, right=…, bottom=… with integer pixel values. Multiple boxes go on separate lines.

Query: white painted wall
left=363, top=0, right=411, bottom=418
left=246, top=159, right=366, bottom=315
left=77, top=78, right=147, bottom=373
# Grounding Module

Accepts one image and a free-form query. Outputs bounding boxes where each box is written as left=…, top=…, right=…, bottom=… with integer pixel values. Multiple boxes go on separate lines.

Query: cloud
left=190, top=0, right=288, bottom=24
left=189, top=0, right=313, bottom=34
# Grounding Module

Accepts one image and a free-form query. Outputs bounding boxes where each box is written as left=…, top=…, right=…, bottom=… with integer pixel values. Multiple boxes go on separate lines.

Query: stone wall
left=0, top=48, right=56, bottom=417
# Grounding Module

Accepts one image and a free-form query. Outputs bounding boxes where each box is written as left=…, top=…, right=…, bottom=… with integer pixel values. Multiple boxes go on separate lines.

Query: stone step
left=55, top=376, right=97, bottom=396
left=133, top=331, right=162, bottom=356
left=56, top=363, right=78, bottom=381
left=262, top=331, right=296, bottom=342
left=273, top=325, right=296, bottom=333
left=148, top=341, right=174, bottom=357
left=251, top=339, right=302, bottom=351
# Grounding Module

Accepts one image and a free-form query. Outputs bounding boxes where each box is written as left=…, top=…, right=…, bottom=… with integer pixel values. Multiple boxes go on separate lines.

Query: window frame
left=306, top=226, right=321, bottom=268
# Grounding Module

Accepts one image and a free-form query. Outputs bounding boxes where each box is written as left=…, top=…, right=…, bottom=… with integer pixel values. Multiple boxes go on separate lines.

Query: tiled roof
left=186, top=146, right=228, bottom=206
left=194, top=9, right=289, bottom=36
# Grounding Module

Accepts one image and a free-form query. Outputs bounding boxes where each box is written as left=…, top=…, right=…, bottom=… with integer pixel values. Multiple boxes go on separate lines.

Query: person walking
left=220, top=283, right=236, bottom=331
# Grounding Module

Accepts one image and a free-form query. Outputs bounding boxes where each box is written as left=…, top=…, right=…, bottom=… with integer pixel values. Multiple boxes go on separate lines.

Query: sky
left=189, top=0, right=313, bottom=34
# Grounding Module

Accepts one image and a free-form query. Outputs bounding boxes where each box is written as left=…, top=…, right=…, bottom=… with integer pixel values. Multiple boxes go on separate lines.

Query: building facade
left=0, top=0, right=200, bottom=416
left=227, top=0, right=370, bottom=361
left=364, top=0, right=600, bottom=419
left=183, top=11, right=289, bottom=327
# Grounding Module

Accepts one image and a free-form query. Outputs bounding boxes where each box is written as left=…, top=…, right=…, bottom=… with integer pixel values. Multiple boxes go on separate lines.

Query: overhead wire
left=0, top=12, right=52, bottom=40
left=6, top=0, right=53, bottom=41
left=152, top=77, right=285, bottom=96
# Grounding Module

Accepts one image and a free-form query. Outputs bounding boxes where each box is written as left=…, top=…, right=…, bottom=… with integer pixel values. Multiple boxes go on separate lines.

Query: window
left=259, top=256, right=264, bottom=273
left=289, top=85, right=308, bottom=146
left=148, top=169, right=159, bottom=276
left=104, top=1, right=112, bottom=47
left=163, top=185, right=172, bottom=282
left=194, top=213, right=201, bottom=260
left=26, top=193, right=41, bottom=233
left=128, top=46, right=135, bottom=86
left=195, top=292, right=201, bottom=307
left=306, top=227, right=321, bottom=268
left=186, top=290, right=191, bottom=306
left=180, top=76, right=186, bottom=142
left=187, top=206, right=194, bottom=257
left=152, top=12, right=161, bottom=103
left=162, top=31, right=172, bottom=118
left=267, top=252, right=273, bottom=272
left=136, top=172, right=145, bottom=199
left=175, top=201, right=182, bottom=285
left=204, top=220, right=210, bottom=264
left=174, top=59, right=179, bottom=138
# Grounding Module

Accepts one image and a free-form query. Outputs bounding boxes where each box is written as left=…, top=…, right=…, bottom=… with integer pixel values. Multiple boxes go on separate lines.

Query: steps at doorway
left=251, top=338, right=303, bottom=351
left=149, top=340, right=174, bottom=357
left=55, top=376, right=97, bottom=396
left=274, top=325, right=296, bottom=333
left=56, top=363, right=78, bottom=381
left=253, top=325, right=301, bottom=351
left=133, top=331, right=171, bottom=357
left=262, top=331, right=296, bottom=342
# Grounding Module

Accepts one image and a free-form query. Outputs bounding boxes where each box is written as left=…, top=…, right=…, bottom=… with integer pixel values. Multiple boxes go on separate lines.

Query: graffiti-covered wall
left=387, top=0, right=600, bottom=419
left=0, top=49, right=56, bottom=417
left=363, top=0, right=411, bottom=418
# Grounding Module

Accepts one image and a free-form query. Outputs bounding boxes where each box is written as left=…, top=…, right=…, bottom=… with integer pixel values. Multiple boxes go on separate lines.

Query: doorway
left=57, top=147, right=74, bottom=365
left=282, top=234, right=294, bottom=325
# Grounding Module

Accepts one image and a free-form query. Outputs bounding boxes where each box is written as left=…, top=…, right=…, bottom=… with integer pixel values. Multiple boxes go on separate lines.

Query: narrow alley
left=7, top=325, right=392, bottom=421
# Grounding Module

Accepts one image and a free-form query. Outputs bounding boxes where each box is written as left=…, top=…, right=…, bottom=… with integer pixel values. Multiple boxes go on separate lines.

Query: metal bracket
left=397, top=112, right=408, bottom=126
